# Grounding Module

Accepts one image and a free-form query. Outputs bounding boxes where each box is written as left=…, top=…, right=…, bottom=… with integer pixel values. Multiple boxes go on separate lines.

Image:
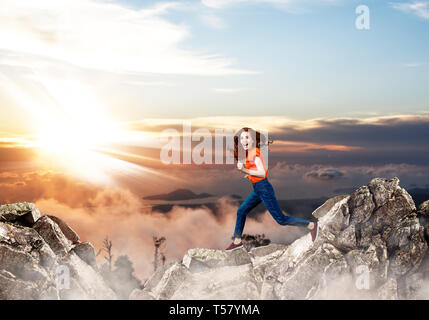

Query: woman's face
left=240, top=131, right=254, bottom=151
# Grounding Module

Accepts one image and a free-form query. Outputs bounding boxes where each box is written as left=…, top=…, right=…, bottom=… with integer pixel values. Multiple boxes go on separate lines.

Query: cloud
left=404, top=62, right=424, bottom=67
left=32, top=190, right=305, bottom=280
left=200, top=14, right=228, bottom=29
left=0, top=0, right=251, bottom=75
left=212, top=87, right=245, bottom=93
left=304, top=167, right=344, bottom=181
left=391, top=1, right=429, bottom=19
left=202, top=0, right=343, bottom=11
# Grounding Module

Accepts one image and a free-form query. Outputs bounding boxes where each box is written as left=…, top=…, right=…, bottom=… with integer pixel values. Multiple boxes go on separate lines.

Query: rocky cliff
left=0, top=203, right=116, bottom=299
left=131, top=177, right=429, bottom=300
left=2, top=177, right=429, bottom=300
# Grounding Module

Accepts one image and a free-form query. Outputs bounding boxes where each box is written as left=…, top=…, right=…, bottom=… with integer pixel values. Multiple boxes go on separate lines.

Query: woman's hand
left=237, top=161, right=244, bottom=171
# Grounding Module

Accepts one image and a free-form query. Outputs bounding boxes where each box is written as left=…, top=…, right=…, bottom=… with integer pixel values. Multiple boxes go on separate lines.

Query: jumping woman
left=225, top=127, right=319, bottom=251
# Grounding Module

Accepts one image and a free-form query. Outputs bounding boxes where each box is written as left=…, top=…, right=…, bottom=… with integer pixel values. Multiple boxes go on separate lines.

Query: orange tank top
left=245, top=147, right=268, bottom=183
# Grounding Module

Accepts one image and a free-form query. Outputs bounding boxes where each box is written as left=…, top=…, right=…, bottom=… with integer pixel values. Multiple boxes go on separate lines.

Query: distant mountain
left=151, top=197, right=327, bottom=222
left=143, top=188, right=213, bottom=201
left=148, top=187, right=429, bottom=219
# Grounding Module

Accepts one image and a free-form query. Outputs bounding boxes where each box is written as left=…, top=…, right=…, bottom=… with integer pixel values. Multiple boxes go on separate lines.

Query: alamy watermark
left=355, top=265, right=370, bottom=290
left=356, top=5, right=370, bottom=30
left=159, top=122, right=269, bottom=166
left=56, top=264, right=70, bottom=290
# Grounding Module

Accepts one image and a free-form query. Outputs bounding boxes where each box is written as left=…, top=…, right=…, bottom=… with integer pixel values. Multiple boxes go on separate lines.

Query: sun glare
left=3, top=73, right=168, bottom=184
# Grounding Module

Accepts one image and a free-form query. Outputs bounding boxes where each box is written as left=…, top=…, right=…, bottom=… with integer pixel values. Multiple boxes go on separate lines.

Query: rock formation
left=2, top=177, right=429, bottom=300
left=0, top=203, right=116, bottom=299
left=131, top=177, right=429, bottom=300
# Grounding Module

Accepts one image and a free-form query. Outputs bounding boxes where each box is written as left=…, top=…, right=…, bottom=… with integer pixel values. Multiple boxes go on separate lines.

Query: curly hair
left=233, top=127, right=272, bottom=161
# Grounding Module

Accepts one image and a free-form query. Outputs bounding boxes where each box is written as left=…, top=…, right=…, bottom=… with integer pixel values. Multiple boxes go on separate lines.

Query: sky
left=0, top=0, right=429, bottom=278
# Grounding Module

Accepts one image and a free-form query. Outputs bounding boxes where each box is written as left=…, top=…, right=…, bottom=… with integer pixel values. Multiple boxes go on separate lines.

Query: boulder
left=0, top=202, right=40, bottom=225
left=132, top=177, right=429, bottom=300
left=150, top=262, right=190, bottom=300
left=0, top=204, right=117, bottom=300
left=312, top=195, right=349, bottom=219
left=182, top=247, right=251, bottom=272
left=34, top=216, right=73, bottom=256
left=72, top=241, right=98, bottom=270
left=348, top=186, right=375, bottom=224
left=58, top=252, right=116, bottom=300
left=3, top=176, right=429, bottom=300
left=171, top=264, right=258, bottom=300
left=47, top=215, right=80, bottom=244
left=368, top=177, right=400, bottom=208
left=376, top=278, right=398, bottom=300
left=386, top=214, right=427, bottom=277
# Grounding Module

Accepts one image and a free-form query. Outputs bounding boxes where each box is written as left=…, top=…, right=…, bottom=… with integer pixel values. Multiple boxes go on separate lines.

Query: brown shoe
left=225, top=242, right=243, bottom=251
left=310, top=221, right=319, bottom=242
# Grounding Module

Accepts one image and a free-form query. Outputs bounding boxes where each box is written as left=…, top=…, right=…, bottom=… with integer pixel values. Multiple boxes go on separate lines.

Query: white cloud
left=202, top=0, right=342, bottom=11
left=212, top=87, right=245, bottom=93
left=200, top=14, right=227, bottom=29
left=391, top=1, right=429, bottom=19
left=404, top=62, right=424, bottom=67
left=0, top=0, right=252, bottom=75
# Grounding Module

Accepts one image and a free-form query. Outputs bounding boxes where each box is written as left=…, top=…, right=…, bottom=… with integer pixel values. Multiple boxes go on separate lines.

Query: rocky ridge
left=131, top=177, right=429, bottom=300
left=2, top=177, right=429, bottom=299
left=0, top=203, right=115, bottom=299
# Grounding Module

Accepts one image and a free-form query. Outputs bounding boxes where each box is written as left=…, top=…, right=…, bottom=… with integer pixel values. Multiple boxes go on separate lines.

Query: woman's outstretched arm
left=237, top=157, right=266, bottom=178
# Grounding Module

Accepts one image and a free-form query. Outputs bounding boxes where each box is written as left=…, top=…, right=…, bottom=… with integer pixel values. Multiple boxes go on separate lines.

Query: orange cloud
left=272, top=141, right=363, bottom=153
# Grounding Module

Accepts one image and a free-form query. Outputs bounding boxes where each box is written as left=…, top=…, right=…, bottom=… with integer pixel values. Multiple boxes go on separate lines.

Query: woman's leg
left=233, top=191, right=262, bottom=239
left=256, top=180, right=311, bottom=227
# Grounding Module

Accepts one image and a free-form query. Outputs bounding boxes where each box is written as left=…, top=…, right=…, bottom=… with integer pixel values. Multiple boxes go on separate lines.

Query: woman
left=225, top=127, right=319, bottom=251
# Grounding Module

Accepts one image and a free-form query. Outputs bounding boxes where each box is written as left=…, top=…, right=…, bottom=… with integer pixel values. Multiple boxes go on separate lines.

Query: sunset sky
left=1, top=0, right=429, bottom=278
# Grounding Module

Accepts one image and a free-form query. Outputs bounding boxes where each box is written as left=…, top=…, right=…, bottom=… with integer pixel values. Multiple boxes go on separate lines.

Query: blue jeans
left=233, top=178, right=310, bottom=238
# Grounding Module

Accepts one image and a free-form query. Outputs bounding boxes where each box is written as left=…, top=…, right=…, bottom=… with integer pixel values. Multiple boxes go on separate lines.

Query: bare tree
left=102, top=237, right=114, bottom=272
left=161, top=253, right=166, bottom=267
left=153, top=236, right=166, bottom=272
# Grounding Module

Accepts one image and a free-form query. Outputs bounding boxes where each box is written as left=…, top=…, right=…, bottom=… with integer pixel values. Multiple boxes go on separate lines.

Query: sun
left=35, top=115, right=112, bottom=155
left=6, top=73, right=171, bottom=185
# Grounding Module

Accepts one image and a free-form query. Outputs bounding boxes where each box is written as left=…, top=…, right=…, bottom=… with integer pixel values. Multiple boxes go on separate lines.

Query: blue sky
left=0, top=0, right=428, bottom=127
left=100, top=0, right=429, bottom=119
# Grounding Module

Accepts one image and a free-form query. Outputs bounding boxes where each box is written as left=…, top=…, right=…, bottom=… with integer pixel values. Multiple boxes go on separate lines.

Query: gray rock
left=59, top=252, right=116, bottom=299
left=72, top=241, right=98, bottom=270
left=142, top=261, right=177, bottom=293
left=386, top=214, right=427, bottom=277
left=249, top=244, right=287, bottom=258
left=0, top=202, right=40, bottom=225
left=151, top=262, right=190, bottom=300
left=368, top=177, right=400, bottom=208
left=398, top=272, right=425, bottom=299
left=332, top=224, right=357, bottom=251
left=47, top=215, right=80, bottom=244
left=371, top=187, right=416, bottom=235
left=171, top=264, right=259, bottom=300
left=276, top=243, right=344, bottom=299
left=3, top=176, right=429, bottom=300
left=312, top=195, right=349, bottom=219
left=418, top=200, right=429, bottom=217
left=345, top=237, right=389, bottom=288
left=182, top=248, right=251, bottom=271
left=417, top=200, right=429, bottom=239
left=34, top=216, right=73, bottom=256
left=376, top=278, right=398, bottom=300
left=0, top=269, right=43, bottom=300
left=348, top=186, right=375, bottom=224
left=0, top=203, right=116, bottom=300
